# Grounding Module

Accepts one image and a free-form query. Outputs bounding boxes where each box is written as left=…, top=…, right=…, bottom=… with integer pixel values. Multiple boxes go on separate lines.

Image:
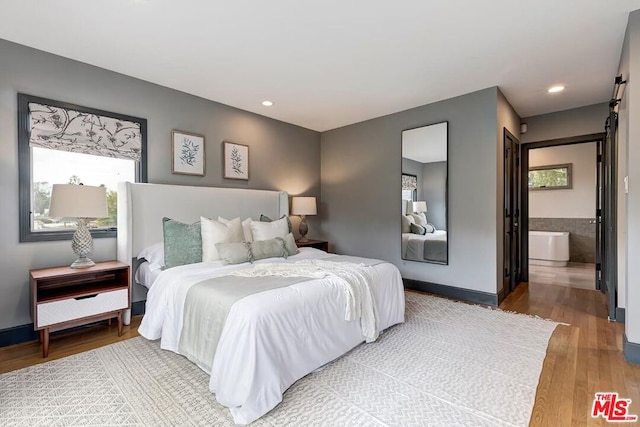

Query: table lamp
left=413, top=201, right=427, bottom=214
left=48, top=184, right=108, bottom=268
left=291, top=196, right=317, bottom=242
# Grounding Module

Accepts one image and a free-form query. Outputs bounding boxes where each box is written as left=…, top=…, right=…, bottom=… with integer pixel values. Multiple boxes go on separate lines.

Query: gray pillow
left=215, top=241, right=252, bottom=265
left=260, top=214, right=293, bottom=233
left=251, top=238, right=288, bottom=261
left=162, top=217, right=202, bottom=269
left=281, top=232, right=299, bottom=255
left=216, top=234, right=299, bottom=264
left=410, top=223, right=426, bottom=235
left=424, top=223, right=436, bottom=233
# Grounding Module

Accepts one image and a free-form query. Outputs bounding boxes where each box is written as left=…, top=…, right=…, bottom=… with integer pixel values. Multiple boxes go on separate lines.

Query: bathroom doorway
left=517, top=130, right=619, bottom=320
left=527, top=141, right=599, bottom=291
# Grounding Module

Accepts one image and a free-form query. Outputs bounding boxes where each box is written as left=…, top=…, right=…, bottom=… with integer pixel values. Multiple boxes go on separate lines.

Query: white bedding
left=138, top=247, right=405, bottom=425
left=134, top=261, right=162, bottom=289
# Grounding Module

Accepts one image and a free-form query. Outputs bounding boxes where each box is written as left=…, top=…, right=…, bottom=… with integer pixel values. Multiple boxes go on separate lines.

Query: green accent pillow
left=215, top=241, right=252, bottom=265
left=410, top=223, right=426, bottom=235
left=162, top=217, right=202, bottom=269
left=260, top=214, right=293, bottom=233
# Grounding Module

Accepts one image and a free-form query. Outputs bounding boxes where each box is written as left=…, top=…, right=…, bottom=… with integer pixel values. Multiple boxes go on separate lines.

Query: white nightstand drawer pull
left=37, top=288, right=128, bottom=328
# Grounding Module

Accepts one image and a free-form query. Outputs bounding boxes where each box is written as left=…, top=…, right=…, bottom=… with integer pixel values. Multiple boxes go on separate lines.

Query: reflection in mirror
left=401, top=122, right=448, bottom=264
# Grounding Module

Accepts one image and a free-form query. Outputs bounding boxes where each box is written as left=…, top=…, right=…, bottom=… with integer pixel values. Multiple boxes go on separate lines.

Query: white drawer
left=37, top=288, right=128, bottom=328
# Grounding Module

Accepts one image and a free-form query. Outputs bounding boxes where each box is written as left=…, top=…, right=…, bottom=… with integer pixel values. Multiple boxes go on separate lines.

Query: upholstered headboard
left=116, top=182, right=288, bottom=269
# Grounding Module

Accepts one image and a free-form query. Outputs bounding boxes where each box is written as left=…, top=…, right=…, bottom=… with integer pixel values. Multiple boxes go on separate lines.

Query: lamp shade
left=413, top=201, right=427, bottom=213
left=48, top=184, right=108, bottom=218
left=291, top=196, right=317, bottom=216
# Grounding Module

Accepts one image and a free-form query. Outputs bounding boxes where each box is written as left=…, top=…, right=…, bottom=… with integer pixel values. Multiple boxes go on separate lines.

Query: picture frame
left=171, top=130, right=205, bottom=176
left=223, top=141, right=249, bottom=180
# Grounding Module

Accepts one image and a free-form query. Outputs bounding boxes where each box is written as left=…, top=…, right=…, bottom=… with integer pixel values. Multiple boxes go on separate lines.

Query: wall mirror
left=401, top=121, right=448, bottom=264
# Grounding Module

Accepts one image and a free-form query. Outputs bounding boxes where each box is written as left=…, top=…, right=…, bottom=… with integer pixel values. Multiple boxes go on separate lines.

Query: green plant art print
left=224, top=141, right=249, bottom=180
left=171, top=130, right=205, bottom=176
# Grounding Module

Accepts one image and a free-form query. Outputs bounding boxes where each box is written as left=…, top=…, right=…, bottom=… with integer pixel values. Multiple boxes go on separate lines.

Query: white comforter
left=138, top=248, right=405, bottom=425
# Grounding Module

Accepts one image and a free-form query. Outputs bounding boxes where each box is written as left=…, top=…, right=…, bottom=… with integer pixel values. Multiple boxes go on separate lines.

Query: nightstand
left=30, top=261, right=130, bottom=357
left=296, top=239, right=329, bottom=252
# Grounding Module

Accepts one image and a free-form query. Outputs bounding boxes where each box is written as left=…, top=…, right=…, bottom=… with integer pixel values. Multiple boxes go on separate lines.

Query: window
left=18, top=94, right=147, bottom=242
left=401, top=173, right=418, bottom=201
left=528, top=163, right=572, bottom=190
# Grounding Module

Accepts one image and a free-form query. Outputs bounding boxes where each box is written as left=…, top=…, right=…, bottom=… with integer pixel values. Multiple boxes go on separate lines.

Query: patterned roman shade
left=28, top=102, right=142, bottom=161
left=401, top=174, right=417, bottom=191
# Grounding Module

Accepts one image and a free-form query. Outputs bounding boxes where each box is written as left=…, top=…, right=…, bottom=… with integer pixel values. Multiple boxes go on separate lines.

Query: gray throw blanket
left=423, top=237, right=447, bottom=262
left=178, top=275, right=311, bottom=373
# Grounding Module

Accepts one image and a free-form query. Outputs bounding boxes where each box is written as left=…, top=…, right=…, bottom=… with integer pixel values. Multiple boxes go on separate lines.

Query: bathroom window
left=528, top=163, right=572, bottom=190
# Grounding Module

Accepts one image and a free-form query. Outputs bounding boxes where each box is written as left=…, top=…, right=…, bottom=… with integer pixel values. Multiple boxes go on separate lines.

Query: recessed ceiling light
left=547, top=85, right=565, bottom=93
left=261, top=101, right=274, bottom=107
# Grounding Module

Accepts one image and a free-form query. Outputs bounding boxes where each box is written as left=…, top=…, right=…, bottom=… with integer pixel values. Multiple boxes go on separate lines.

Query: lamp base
left=71, top=220, right=95, bottom=269
left=298, top=215, right=309, bottom=242
left=71, top=256, right=96, bottom=269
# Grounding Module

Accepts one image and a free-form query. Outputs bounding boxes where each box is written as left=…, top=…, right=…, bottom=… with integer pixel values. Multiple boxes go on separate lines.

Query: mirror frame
left=401, top=121, right=449, bottom=265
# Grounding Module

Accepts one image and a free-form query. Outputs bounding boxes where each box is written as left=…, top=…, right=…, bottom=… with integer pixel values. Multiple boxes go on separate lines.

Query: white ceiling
left=0, top=1, right=639, bottom=132
left=403, top=122, right=447, bottom=163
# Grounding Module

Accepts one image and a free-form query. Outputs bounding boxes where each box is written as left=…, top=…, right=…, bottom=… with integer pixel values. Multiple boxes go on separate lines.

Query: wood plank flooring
left=501, top=273, right=640, bottom=426
left=529, top=262, right=597, bottom=290
left=1, top=275, right=638, bottom=426
left=0, top=317, right=141, bottom=375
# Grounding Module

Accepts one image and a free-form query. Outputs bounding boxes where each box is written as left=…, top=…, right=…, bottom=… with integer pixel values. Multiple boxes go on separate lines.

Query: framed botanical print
left=172, top=130, right=205, bottom=176
left=223, top=141, right=249, bottom=180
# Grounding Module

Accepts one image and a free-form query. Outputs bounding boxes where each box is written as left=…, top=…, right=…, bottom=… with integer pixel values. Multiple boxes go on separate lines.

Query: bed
left=402, top=230, right=447, bottom=263
left=117, top=183, right=405, bottom=425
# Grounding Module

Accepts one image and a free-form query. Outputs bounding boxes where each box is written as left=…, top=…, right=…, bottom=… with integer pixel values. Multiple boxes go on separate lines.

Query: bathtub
left=529, top=231, right=570, bottom=267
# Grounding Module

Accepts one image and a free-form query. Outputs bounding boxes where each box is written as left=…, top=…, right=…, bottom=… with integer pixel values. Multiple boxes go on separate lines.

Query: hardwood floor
left=0, top=317, right=141, bottom=375
left=529, top=262, right=597, bottom=290
left=1, top=281, right=638, bottom=426
left=501, top=280, right=640, bottom=426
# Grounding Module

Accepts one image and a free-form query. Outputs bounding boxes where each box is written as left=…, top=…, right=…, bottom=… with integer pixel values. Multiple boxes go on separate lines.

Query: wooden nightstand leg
left=117, top=311, right=123, bottom=337
left=42, top=329, right=50, bottom=358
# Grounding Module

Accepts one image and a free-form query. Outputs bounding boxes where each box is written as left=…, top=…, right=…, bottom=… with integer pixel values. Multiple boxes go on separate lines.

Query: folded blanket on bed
left=230, top=259, right=380, bottom=342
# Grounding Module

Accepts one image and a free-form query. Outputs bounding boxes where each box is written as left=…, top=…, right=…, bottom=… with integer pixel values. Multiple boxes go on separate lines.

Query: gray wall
left=422, top=161, right=446, bottom=230
left=321, top=87, right=501, bottom=294
left=619, top=9, right=640, bottom=345
left=521, top=103, right=608, bottom=143
left=0, top=39, right=320, bottom=330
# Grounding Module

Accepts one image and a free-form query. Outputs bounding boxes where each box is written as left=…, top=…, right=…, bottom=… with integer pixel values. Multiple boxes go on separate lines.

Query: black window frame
left=528, top=163, right=573, bottom=191
left=18, top=93, right=148, bottom=242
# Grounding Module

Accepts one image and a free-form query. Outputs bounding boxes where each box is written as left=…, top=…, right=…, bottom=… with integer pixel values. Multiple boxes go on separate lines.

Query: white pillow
left=136, top=242, right=165, bottom=271
left=401, top=215, right=415, bottom=233
left=217, top=216, right=245, bottom=242
left=241, top=218, right=254, bottom=242
left=249, top=217, right=289, bottom=241
left=410, top=212, right=427, bottom=226
left=201, top=216, right=243, bottom=262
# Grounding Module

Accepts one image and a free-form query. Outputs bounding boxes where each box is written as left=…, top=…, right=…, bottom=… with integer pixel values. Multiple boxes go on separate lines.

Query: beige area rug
left=0, top=292, right=559, bottom=426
